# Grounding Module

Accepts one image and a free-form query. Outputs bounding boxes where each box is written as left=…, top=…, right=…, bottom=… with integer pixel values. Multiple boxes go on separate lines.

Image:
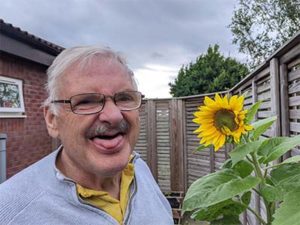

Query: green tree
left=169, top=45, right=249, bottom=97
left=229, top=0, right=300, bottom=68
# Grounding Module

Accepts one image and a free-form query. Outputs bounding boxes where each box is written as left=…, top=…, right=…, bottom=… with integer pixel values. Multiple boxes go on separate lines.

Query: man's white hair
left=43, top=46, right=137, bottom=115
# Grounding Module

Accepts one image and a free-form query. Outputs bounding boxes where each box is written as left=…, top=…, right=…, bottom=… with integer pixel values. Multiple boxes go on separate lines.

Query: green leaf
left=261, top=184, right=284, bottom=202
left=191, top=199, right=246, bottom=221
left=229, top=140, right=263, bottom=166
left=232, top=160, right=254, bottom=178
left=282, top=155, right=300, bottom=164
left=195, top=144, right=209, bottom=152
left=211, top=215, right=241, bottom=225
left=263, top=135, right=300, bottom=164
left=270, top=163, right=300, bottom=193
left=183, top=169, right=260, bottom=212
left=257, top=137, right=289, bottom=157
left=241, top=191, right=251, bottom=205
left=272, top=188, right=300, bottom=225
left=251, top=116, right=277, bottom=140
left=221, top=159, right=232, bottom=169
left=266, top=155, right=300, bottom=169
left=245, top=101, right=261, bottom=123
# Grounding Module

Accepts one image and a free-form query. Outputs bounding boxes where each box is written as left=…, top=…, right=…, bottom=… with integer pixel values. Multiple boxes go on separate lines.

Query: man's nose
left=98, top=98, right=123, bottom=124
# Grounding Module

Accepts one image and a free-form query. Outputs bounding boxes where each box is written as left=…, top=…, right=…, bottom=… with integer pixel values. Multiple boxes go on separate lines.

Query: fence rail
left=136, top=32, right=300, bottom=225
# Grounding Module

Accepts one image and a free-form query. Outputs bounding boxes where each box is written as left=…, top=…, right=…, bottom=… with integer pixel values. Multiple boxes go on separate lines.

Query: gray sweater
left=0, top=148, right=173, bottom=225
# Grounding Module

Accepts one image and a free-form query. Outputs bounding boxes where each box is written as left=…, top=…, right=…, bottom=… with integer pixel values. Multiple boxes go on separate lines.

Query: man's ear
left=44, top=106, right=59, bottom=138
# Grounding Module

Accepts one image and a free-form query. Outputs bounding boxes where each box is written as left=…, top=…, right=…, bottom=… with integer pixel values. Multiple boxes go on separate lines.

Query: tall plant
left=183, top=94, right=300, bottom=225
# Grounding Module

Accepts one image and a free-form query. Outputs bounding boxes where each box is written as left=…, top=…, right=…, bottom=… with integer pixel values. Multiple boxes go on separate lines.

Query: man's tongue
left=92, top=134, right=123, bottom=150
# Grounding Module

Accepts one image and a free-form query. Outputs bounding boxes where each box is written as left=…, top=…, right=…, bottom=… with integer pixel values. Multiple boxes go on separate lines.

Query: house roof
left=0, top=19, right=64, bottom=55
left=0, top=19, right=65, bottom=66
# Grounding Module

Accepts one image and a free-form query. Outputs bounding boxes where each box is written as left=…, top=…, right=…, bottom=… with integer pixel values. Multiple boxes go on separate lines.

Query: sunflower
left=193, top=93, right=253, bottom=151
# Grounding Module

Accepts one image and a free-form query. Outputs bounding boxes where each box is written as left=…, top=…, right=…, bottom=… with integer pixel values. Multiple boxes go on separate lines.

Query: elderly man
left=0, top=46, right=173, bottom=225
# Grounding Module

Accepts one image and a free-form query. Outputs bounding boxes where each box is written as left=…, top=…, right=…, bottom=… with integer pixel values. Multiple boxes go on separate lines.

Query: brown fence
left=135, top=32, right=300, bottom=224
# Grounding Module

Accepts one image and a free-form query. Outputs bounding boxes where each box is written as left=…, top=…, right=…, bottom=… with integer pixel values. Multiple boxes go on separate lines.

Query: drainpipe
left=0, top=133, right=7, bottom=184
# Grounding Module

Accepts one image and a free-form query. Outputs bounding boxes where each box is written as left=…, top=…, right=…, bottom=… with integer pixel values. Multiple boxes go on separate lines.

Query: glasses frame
left=51, top=91, right=144, bottom=115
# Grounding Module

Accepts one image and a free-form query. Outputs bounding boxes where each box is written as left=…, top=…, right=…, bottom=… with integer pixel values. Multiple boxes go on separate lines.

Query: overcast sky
left=0, top=0, right=245, bottom=98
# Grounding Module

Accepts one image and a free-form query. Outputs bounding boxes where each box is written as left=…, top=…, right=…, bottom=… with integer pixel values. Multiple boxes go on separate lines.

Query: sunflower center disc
left=214, top=109, right=238, bottom=132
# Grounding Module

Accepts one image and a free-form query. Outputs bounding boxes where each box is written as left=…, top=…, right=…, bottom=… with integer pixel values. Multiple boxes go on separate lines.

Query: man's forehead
left=66, top=56, right=128, bottom=77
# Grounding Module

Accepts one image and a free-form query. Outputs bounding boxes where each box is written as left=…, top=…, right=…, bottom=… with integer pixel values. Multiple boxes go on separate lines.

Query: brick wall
left=0, top=53, right=53, bottom=178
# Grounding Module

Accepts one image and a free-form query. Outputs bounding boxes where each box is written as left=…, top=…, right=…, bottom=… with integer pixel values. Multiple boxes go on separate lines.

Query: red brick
left=0, top=53, right=53, bottom=178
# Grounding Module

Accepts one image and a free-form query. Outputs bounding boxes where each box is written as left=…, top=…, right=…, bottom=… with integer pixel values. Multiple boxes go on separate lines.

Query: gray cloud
left=0, top=0, right=243, bottom=97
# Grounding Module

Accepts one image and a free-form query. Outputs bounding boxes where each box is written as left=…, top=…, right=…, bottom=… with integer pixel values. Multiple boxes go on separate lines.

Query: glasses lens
left=115, top=91, right=141, bottom=110
left=70, top=94, right=104, bottom=114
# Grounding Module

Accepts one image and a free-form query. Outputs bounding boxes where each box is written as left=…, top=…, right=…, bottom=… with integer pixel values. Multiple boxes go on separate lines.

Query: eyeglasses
left=51, top=91, right=144, bottom=115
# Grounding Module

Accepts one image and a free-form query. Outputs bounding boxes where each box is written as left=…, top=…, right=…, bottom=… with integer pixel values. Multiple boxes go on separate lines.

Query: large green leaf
left=191, top=199, right=246, bottom=221
left=221, top=159, right=254, bottom=178
left=221, top=158, right=232, bottom=169
left=232, top=160, right=254, bottom=178
left=183, top=169, right=260, bottom=212
left=272, top=188, right=300, bottom=225
left=270, top=163, right=300, bottom=192
left=245, top=101, right=261, bottom=124
left=261, top=184, right=284, bottom=202
left=266, top=155, right=300, bottom=169
left=251, top=116, right=277, bottom=140
left=263, top=135, right=300, bottom=164
left=229, top=140, right=263, bottom=166
left=191, top=192, right=250, bottom=222
left=257, top=137, right=289, bottom=157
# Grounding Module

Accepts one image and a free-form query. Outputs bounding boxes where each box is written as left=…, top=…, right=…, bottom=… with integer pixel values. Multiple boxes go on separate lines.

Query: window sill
left=0, top=113, right=27, bottom=118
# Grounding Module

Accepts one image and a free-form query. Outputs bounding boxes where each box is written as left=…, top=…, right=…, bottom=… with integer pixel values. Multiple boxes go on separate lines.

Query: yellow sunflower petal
left=193, top=93, right=251, bottom=147
left=204, top=96, right=216, bottom=107
left=215, top=93, right=223, bottom=106
left=194, top=111, right=214, bottom=117
left=244, top=125, right=253, bottom=131
left=222, top=95, right=230, bottom=108
left=235, top=96, right=245, bottom=111
left=201, top=126, right=218, bottom=136
left=215, top=135, right=226, bottom=151
left=229, top=95, right=238, bottom=106
left=212, top=133, right=224, bottom=151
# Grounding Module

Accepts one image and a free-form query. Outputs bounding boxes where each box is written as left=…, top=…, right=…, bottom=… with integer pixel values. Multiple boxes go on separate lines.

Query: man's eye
left=73, top=97, right=103, bottom=107
left=117, top=94, right=134, bottom=102
left=78, top=99, right=96, bottom=105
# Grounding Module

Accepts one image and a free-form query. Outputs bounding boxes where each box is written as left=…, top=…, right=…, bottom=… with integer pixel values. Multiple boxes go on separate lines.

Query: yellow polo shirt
left=76, top=162, right=134, bottom=224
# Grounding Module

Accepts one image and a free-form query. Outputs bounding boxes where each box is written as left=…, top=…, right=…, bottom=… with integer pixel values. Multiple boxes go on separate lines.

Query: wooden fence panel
left=156, top=101, right=171, bottom=192
left=288, top=59, right=300, bottom=156
left=185, top=97, right=210, bottom=186
left=136, top=103, right=148, bottom=161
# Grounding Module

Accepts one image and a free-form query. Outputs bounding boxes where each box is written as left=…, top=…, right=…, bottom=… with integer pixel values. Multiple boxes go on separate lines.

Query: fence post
left=170, top=99, right=186, bottom=192
left=0, top=133, right=7, bottom=184
left=279, top=63, right=291, bottom=160
left=251, top=79, right=262, bottom=225
left=146, top=100, right=158, bottom=180
left=270, top=58, right=281, bottom=137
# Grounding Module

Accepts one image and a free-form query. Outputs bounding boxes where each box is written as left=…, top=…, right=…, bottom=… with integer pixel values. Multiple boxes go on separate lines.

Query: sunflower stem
left=253, top=187, right=262, bottom=197
left=234, top=200, right=267, bottom=225
left=250, top=152, right=265, bottom=185
left=247, top=205, right=268, bottom=225
left=246, top=155, right=253, bottom=163
left=263, top=168, right=268, bottom=178
left=250, top=152, right=273, bottom=224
